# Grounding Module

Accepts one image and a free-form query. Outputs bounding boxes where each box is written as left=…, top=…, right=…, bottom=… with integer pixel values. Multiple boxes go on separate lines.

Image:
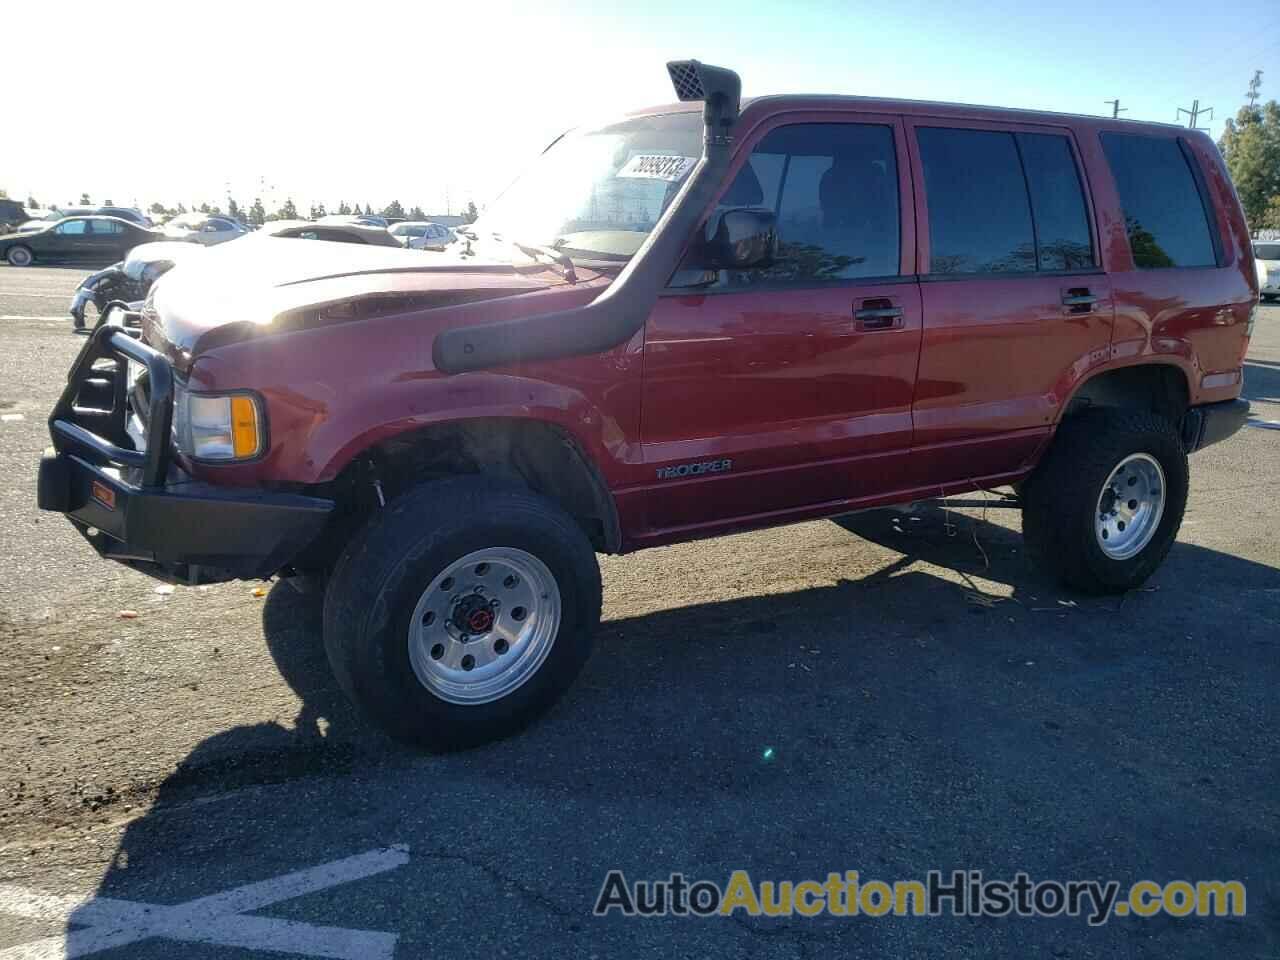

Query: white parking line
left=1246, top=419, right=1280, bottom=431
left=0, top=317, right=69, bottom=322
left=0, top=845, right=409, bottom=960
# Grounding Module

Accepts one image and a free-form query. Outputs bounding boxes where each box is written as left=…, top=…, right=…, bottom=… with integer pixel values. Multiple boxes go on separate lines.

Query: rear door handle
left=854, top=302, right=904, bottom=331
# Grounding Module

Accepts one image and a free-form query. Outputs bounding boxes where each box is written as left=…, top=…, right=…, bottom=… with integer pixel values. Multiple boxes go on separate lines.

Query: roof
left=626, top=94, right=1193, bottom=134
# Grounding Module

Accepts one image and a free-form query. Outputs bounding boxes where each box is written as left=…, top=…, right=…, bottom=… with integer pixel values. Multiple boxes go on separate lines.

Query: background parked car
left=17, top=205, right=151, bottom=233
left=0, top=199, right=31, bottom=231
left=256, top=219, right=402, bottom=246
left=389, top=221, right=454, bottom=250
left=0, top=216, right=161, bottom=266
left=1255, top=240, right=1280, bottom=301
left=161, top=213, right=250, bottom=245
left=318, top=213, right=389, bottom=229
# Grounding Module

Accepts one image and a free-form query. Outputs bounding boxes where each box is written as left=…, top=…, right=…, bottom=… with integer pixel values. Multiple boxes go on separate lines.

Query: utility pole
left=1245, top=70, right=1263, bottom=109
left=1105, top=99, right=1127, bottom=119
left=1176, top=99, right=1213, bottom=131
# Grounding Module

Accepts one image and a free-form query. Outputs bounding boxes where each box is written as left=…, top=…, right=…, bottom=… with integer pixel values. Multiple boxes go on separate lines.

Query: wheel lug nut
left=489, top=599, right=500, bottom=608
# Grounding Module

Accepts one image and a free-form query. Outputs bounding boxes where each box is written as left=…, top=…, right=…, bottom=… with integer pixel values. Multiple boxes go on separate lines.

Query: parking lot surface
left=0, top=266, right=1276, bottom=958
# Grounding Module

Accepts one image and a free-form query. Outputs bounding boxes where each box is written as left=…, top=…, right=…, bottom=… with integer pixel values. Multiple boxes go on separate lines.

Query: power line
left=1104, top=99, right=1127, bottom=119
left=1176, top=99, right=1214, bottom=131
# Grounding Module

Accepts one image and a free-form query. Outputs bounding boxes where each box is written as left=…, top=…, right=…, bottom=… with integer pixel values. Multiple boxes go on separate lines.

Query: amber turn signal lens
left=230, top=396, right=260, bottom=458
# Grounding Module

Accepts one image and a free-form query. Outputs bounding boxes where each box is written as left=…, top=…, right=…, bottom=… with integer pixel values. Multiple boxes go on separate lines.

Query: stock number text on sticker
left=618, top=154, right=696, bottom=182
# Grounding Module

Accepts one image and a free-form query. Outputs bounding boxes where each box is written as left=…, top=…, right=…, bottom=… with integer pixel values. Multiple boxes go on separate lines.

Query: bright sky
left=5, top=0, right=1279, bottom=216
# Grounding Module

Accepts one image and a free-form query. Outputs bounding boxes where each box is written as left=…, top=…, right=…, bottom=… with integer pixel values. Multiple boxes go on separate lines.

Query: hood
left=146, top=234, right=595, bottom=364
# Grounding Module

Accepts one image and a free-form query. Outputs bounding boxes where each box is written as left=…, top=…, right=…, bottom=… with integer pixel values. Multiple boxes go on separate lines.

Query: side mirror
left=706, top=207, right=777, bottom=270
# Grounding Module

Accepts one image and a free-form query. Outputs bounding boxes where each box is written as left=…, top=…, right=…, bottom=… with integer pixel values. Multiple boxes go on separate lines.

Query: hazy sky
left=5, top=0, right=1279, bottom=216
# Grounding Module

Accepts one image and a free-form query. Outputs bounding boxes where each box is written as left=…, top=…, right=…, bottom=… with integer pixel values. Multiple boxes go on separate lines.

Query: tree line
left=144, top=197, right=480, bottom=226
left=3, top=191, right=479, bottom=226
left=1219, top=71, right=1280, bottom=232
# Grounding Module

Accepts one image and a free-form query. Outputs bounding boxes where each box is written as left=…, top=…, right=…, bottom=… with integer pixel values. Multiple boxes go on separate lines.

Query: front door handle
left=1061, top=288, right=1097, bottom=314
left=854, top=300, right=904, bottom=331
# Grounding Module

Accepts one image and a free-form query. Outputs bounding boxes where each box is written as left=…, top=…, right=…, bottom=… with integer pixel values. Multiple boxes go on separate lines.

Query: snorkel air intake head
left=666, top=59, right=742, bottom=148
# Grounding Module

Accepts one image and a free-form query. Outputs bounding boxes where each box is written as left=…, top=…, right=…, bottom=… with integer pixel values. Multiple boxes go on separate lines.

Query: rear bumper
left=37, top=325, right=332, bottom=584
left=1182, top=398, right=1250, bottom=453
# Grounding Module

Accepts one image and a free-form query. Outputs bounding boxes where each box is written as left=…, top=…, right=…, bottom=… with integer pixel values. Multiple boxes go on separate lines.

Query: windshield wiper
left=512, top=241, right=577, bottom=284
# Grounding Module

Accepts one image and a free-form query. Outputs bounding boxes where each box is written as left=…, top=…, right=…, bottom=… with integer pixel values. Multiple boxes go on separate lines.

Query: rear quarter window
left=1100, top=132, right=1217, bottom=269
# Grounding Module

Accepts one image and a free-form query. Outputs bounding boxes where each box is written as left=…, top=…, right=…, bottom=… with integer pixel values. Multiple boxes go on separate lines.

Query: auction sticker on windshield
left=617, top=155, right=696, bottom=181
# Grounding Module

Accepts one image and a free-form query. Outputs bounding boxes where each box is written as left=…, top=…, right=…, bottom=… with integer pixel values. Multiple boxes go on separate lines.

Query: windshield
left=473, top=111, right=702, bottom=261
left=1256, top=242, right=1280, bottom=260
left=392, top=224, right=429, bottom=237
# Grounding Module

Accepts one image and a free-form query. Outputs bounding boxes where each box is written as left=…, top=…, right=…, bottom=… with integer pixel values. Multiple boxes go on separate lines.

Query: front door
left=83, top=219, right=129, bottom=263
left=640, top=116, right=922, bottom=536
left=49, top=219, right=93, bottom=261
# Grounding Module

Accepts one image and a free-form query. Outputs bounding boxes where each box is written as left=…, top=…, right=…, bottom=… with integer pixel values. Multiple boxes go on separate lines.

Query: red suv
left=39, top=61, right=1256, bottom=749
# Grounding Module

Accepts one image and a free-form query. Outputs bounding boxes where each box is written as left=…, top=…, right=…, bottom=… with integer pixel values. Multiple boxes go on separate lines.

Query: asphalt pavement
left=0, top=265, right=1276, bottom=959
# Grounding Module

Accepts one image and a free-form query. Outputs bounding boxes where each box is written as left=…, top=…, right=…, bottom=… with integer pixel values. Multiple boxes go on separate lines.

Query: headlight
left=173, top=384, right=264, bottom=461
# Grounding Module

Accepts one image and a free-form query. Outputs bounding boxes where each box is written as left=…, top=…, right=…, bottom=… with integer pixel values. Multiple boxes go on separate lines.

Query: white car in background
left=389, top=221, right=454, bottom=251
left=1256, top=240, right=1280, bottom=302
left=161, top=213, right=249, bottom=245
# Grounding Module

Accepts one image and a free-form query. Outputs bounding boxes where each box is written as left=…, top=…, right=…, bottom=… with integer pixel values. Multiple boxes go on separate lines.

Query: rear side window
left=917, top=127, right=1096, bottom=275
left=917, top=127, right=1036, bottom=274
left=1100, top=133, right=1217, bottom=269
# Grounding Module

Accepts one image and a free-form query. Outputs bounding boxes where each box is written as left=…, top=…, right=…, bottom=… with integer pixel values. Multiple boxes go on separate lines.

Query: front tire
left=1022, top=409, right=1188, bottom=594
left=322, top=478, right=601, bottom=750
left=6, top=245, right=33, bottom=267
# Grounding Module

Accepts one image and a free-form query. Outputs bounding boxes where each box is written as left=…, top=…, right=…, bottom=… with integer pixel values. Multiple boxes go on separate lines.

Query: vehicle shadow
left=67, top=507, right=1280, bottom=957
left=1243, top=359, right=1280, bottom=404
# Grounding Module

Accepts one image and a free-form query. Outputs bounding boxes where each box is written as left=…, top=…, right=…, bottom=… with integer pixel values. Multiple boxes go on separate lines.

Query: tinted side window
left=715, top=122, right=900, bottom=283
left=90, top=220, right=123, bottom=234
left=1017, top=133, right=1094, bottom=270
left=1100, top=133, right=1216, bottom=269
left=918, top=127, right=1035, bottom=274
left=55, top=220, right=87, bottom=235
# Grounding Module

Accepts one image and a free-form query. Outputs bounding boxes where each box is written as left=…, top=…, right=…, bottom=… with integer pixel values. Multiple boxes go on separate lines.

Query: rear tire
left=1022, top=409, right=1188, bottom=594
left=322, top=477, right=601, bottom=750
left=6, top=246, right=33, bottom=267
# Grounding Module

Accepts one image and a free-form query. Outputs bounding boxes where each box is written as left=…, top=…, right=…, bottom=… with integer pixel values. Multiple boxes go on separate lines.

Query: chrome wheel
left=1095, top=453, right=1165, bottom=560
left=6, top=247, right=32, bottom=267
left=407, top=547, right=561, bottom=705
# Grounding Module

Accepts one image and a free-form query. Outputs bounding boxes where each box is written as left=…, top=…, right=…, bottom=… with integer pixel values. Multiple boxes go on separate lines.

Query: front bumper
left=37, top=324, right=333, bottom=583
left=1181, top=398, right=1251, bottom=453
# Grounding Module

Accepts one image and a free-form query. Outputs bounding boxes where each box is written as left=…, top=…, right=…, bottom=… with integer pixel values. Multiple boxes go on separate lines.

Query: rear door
left=906, top=119, right=1113, bottom=484
left=641, top=115, right=921, bottom=534
left=83, top=219, right=129, bottom=262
